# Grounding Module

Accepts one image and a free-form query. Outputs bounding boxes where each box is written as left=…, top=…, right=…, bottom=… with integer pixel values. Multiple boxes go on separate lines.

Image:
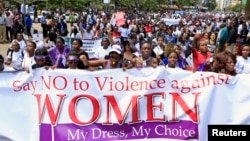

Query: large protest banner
left=0, top=67, right=250, bottom=141
left=62, top=38, right=121, bottom=60
left=81, top=39, right=101, bottom=59
left=62, top=38, right=101, bottom=59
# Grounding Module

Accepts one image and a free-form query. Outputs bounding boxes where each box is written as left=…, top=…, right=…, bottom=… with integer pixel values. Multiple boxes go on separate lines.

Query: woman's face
left=26, top=42, right=36, bottom=54
left=12, top=43, right=19, bottom=51
left=56, top=39, right=64, bottom=48
left=109, top=52, right=121, bottom=66
left=203, top=33, right=209, bottom=39
left=102, top=39, right=109, bottom=47
left=72, top=40, right=81, bottom=50
left=157, top=37, right=164, bottom=46
left=225, top=57, right=235, bottom=72
left=173, top=45, right=181, bottom=55
left=35, top=56, right=46, bottom=67
left=199, top=41, right=208, bottom=53
left=140, top=43, right=151, bottom=57
left=17, top=34, right=23, bottom=41
left=241, top=46, right=250, bottom=58
left=168, top=52, right=178, bottom=68
left=210, top=33, right=216, bottom=40
left=125, top=43, right=131, bottom=51
left=67, top=56, right=78, bottom=69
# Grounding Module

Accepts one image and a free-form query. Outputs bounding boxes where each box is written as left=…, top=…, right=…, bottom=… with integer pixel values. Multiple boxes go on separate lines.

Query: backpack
left=8, top=48, right=24, bottom=61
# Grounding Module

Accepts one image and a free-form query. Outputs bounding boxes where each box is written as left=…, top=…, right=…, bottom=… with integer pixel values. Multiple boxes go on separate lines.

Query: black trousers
left=6, top=26, right=13, bottom=41
left=41, top=24, right=47, bottom=38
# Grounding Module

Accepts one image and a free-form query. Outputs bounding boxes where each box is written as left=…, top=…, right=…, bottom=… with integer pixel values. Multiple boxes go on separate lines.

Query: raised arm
left=107, top=27, right=115, bottom=46
left=191, top=33, right=203, bottom=51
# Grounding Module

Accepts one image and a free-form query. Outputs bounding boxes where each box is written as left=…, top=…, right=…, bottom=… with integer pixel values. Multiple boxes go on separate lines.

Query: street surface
left=0, top=23, right=72, bottom=61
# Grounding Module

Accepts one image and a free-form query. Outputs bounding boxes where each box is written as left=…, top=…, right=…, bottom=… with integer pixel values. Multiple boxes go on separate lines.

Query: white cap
left=109, top=45, right=122, bottom=55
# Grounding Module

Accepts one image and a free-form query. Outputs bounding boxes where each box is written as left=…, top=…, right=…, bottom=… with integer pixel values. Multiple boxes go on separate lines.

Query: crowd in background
left=0, top=6, right=250, bottom=76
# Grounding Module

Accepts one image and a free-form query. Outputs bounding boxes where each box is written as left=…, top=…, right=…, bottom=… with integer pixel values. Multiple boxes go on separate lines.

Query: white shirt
left=94, top=46, right=111, bottom=59
left=5, top=15, right=13, bottom=27
left=70, top=32, right=81, bottom=39
left=237, top=24, right=242, bottom=35
left=22, top=52, right=36, bottom=71
left=235, top=56, right=250, bottom=74
left=133, top=42, right=141, bottom=57
left=118, top=27, right=130, bottom=38
left=34, top=40, right=44, bottom=49
left=21, top=4, right=25, bottom=14
left=10, top=39, right=26, bottom=51
left=82, top=30, right=94, bottom=40
left=7, top=50, right=23, bottom=70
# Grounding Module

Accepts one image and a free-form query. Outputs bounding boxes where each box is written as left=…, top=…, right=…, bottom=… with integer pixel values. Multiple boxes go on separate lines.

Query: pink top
left=103, top=60, right=121, bottom=69
left=193, top=50, right=211, bottom=71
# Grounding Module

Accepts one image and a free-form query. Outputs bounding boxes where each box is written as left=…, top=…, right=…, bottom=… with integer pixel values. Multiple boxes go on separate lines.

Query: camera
left=122, top=59, right=131, bottom=67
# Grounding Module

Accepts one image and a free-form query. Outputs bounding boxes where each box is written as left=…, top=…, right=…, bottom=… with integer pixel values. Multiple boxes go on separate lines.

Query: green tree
left=135, top=0, right=169, bottom=11
left=225, top=4, right=245, bottom=12
left=14, top=0, right=35, bottom=4
left=140, top=0, right=158, bottom=11
left=116, top=0, right=134, bottom=7
left=204, top=0, right=217, bottom=11
left=46, top=0, right=89, bottom=10
left=246, top=0, right=250, bottom=17
left=174, top=0, right=193, bottom=7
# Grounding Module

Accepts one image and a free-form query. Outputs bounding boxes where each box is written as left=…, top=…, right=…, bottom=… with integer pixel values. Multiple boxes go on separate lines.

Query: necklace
left=140, top=56, right=151, bottom=62
left=140, top=56, right=151, bottom=67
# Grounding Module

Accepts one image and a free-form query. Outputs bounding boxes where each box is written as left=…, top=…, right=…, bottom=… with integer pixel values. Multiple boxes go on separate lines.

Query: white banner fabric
left=0, top=67, right=249, bottom=141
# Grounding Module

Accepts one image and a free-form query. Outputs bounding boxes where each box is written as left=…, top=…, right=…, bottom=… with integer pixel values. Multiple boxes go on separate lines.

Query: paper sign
left=32, top=33, right=43, bottom=41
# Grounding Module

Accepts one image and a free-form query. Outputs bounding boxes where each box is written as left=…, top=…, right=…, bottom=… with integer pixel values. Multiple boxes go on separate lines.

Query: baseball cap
left=109, top=45, right=122, bottom=55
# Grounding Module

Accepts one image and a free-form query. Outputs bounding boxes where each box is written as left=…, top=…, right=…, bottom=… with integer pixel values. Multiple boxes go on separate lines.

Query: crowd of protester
left=0, top=7, right=250, bottom=77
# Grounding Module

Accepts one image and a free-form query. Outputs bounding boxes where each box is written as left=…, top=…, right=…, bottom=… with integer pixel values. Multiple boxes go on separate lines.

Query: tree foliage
left=174, top=0, right=194, bottom=7
left=225, top=4, right=245, bottom=13
left=203, top=0, right=217, bottom=11
left=46, top=0, right=90, bottom=10
left=246, top=0, right=250, bottom=17
left=14, top=0, right=36, bottom=4
left=23, top=0, right=218, bottom=11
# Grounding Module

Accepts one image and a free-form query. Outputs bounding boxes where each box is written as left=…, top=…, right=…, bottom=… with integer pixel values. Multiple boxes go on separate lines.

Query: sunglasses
left=68, top=61, right=78, bottom=64
left=35, top=56, right=46, bottom=60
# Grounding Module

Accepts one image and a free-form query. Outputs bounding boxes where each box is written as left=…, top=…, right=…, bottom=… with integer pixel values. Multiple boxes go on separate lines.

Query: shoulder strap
left=10, top=50, right=13, bottom=61
left=21, top=50, right=24, bottom=57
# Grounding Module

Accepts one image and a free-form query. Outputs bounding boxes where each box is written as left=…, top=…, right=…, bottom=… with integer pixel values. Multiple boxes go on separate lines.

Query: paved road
left=0, top=23, right=42, bottom=60
left=0, top=23, right=72, bottom=61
